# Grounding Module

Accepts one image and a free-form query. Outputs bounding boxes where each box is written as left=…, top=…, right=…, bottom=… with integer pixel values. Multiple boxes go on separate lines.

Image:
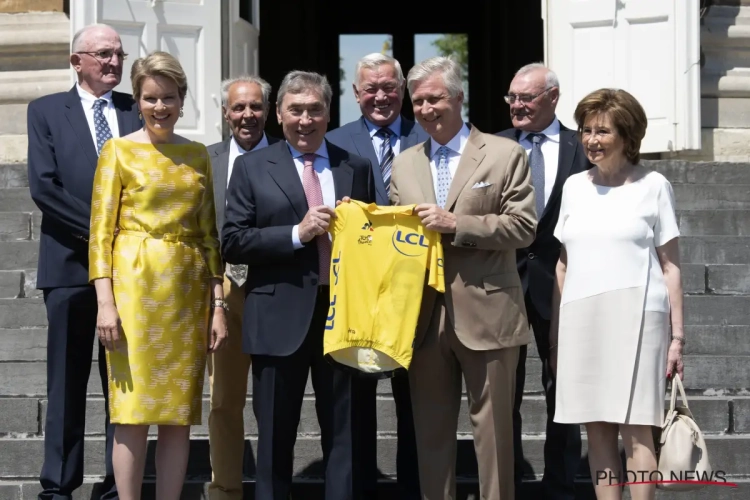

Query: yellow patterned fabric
left=89, top=138, right=222, bottom=425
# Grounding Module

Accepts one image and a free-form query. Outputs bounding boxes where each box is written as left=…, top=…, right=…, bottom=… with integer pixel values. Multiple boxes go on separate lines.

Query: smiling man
left=205, top=75, right=279, bottom=500
left=496, top=62, right=591, bottom=500
left=222, top=70, right=376, bottom=500
left=326, top=52, right=427, bottom=499
left=390, top=56, right=537, bottom=500
left=27, top=23, right=143, bottom=500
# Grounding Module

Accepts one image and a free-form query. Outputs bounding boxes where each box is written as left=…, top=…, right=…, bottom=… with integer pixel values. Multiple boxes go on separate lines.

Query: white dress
left=552, top=170, right=680, bottom=426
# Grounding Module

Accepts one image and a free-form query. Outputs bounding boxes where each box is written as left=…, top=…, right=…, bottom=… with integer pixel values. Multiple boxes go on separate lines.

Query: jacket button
left=311, top=279, right=318, bottom=286
left=528, top=252, right=536, bottom=260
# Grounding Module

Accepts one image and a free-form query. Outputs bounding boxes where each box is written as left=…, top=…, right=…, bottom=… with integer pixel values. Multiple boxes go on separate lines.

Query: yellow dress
left=89, top=138, right=222, bottom=425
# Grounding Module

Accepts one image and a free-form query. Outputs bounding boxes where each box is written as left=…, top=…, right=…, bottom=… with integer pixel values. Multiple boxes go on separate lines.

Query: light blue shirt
left=364, top=115, right=402, bottom=162
left=289, top=141, right=335, bottom=249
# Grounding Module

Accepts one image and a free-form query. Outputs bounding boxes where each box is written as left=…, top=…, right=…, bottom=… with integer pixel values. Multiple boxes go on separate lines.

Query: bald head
left=507, top=63, right=560, bottom=132
left=70, top=24, right=125, bottom=97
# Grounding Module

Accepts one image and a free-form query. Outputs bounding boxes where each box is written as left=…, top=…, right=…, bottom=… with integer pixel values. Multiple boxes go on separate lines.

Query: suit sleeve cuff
left=292, top=225, right=304, bottom=250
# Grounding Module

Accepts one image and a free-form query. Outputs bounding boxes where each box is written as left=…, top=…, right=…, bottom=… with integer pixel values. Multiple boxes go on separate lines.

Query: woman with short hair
left=550, top=88, right=685, bottom=500
left=89, top=51, right=227, bottom=499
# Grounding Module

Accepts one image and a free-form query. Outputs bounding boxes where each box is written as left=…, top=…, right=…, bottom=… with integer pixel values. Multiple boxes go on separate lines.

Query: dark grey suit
left=497, top=121, right=591, bottom=500
left=222, top=139, right=376, bottom=500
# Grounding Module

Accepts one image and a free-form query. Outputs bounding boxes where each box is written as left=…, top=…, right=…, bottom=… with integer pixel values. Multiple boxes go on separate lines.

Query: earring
left=179, top=108, right=184, bottom=118
left=138, top=112, right=142, bottom=121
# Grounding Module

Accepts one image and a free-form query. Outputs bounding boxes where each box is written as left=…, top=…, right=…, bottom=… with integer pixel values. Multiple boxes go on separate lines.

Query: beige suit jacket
left=390, top=125, right=537, bottom=351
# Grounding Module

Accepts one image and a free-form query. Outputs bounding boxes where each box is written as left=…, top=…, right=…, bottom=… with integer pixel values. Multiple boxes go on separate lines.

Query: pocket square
left=472, top=181, right=492, bottom=189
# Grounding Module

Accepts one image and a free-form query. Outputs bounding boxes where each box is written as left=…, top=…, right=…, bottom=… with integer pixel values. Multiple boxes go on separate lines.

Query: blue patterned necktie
left=94, top=99, right=113, bottom=155
left=435, top=145, right=452, bottom=208
left=528, top=133, right=546, bottom=217
left=376, top=127, right=394, bottom=197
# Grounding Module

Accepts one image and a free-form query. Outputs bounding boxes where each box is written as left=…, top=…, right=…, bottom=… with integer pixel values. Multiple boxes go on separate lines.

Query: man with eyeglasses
left=27, top=23, right=141, bottom=500
left=496, top=63, right=591, bottom=500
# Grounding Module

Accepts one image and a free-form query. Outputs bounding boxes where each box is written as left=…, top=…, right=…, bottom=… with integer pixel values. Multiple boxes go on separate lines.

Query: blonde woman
left=89, top=51, right=227, bottom=499
left=551, top=89, right=684, bottom=500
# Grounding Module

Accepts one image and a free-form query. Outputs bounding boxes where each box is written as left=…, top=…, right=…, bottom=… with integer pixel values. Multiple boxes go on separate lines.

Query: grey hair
left=514, top=62, right=560, bottom=90
left=71, top=24, right=118, bottom=53
left=406, top=56, right=463, bottom=98
left=220, top=75, right=272, bottom=108
left=276, top=70, right=332, bottom=110
left=354, top=53, right=405, bottom=87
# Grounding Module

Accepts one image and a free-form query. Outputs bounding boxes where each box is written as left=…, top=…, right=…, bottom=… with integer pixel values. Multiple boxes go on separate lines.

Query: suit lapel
left=445, top=127, right=486, bottom=211
left=400, top=118, right=419, bottom=149
left=211, top=140, right=231, bottom=215
left=415, top=141, right=437, bottom=205
left=350, top=118, right=386, bottom=201
left=267, top=142, right=309, bottom=220
left=65, top=88, right=98, bottom=170
left=328, top=141, right=353, bottom=200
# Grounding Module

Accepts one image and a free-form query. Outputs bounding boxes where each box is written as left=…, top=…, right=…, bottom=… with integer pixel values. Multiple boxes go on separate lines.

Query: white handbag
left=656, top=375, right=711, bottom=491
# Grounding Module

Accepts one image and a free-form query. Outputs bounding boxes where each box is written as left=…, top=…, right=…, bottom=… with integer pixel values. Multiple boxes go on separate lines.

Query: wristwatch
left=212, top=298, right=229, bottom=312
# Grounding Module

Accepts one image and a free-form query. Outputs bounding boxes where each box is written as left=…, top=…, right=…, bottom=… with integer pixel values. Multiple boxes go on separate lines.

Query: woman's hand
left=549, top=346, right=558, bottom=379
left=208, top=308, right=228, bottom=353
left=666, top=340, right=684, bottom=380
left=97, top=302, right=122, bottom=352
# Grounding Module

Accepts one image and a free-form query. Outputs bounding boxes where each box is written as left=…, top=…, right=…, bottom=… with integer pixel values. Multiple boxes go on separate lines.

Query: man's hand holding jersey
left=415, top=204, right=457, bottom=233
left=299, top=206, right=336, bottom=242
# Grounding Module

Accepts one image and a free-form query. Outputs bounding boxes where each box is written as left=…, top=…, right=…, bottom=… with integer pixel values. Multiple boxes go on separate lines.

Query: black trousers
left=39, top=286, right=117, bottom=500
left=251, top=288, right=361, bottom=500
left=356, top=371, right=421, bottom=499
left=513, top=294, right=581, bottom=500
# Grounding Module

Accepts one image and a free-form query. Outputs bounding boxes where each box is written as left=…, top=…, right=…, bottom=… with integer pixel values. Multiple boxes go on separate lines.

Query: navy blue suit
left=496, top=122, right=591, bottom=500
left=326, top=116, right=428, bottom=499
left=326, top=116, right=428, bottom=206
left=27, top=86, right=141, bottom=500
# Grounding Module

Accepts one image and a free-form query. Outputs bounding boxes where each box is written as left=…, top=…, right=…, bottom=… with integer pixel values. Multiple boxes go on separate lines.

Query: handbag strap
left=669, top=375, right=689, bottom=412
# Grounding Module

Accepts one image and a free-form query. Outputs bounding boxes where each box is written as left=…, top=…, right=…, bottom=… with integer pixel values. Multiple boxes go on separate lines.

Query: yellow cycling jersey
left=324, top=200, right=445, bottom=375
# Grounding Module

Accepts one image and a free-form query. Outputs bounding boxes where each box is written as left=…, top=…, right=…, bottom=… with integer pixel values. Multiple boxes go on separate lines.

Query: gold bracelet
left=212, top=298, right=229, bottom=312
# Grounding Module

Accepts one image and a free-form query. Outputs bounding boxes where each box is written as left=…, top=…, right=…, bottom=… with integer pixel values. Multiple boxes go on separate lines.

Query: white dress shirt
left=364, top=115, right=402, bottom=162
left=518, top=118, right=560, bottom=207
left=289, top=141, right=336, bottom=249
left=429, top=123, right=471, bottom=199
left=227, top=133, right=270, bottom=188
left=76, top=83, right=120, bottom=143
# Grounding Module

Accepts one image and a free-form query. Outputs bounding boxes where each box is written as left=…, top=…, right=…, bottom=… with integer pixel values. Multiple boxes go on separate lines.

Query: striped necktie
left=376, top=127, right=394, bottom=198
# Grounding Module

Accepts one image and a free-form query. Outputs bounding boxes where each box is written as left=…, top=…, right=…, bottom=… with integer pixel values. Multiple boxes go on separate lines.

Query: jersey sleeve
left=331, top=202, right=349, bottom=238
left=427, top=231, right=445, bottom=293
left=653, top=175, right=680, bottom=247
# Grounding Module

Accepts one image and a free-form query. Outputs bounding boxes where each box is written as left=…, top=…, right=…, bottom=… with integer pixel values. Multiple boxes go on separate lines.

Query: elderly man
left=222, top=71, right=376, bottom=500
left=206, top=75, right=280, bottom=500
left=27, top=24, right=142, bottom=500
left=496, top=63, right=590, bottom=500
left=390, top=57, right=536, bottom=500
left=326, top=52, right=428, bottom=499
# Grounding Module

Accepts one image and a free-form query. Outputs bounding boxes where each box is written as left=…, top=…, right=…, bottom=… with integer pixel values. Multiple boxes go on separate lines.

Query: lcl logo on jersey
left=392, top=229, right=429, bottom=257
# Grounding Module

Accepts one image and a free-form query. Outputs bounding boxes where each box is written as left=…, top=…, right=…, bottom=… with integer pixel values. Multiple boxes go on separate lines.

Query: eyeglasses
left=77, top=50, right=128, bottom=62
left=504, top=87, right=553, bottom=104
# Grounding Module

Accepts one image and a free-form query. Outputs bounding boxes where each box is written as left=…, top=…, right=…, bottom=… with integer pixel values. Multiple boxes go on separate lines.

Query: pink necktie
left=302, top=153, right=331, bottom=285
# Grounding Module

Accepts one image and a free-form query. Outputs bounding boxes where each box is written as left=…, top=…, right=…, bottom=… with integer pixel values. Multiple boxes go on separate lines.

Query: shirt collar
left=231, top=133, right=268, bottom=155
left=519, top=117, right=561, bottom=144
left=287, top=140, right=329, bottom=160
left=364, top=115, right=402, bottom=139
left=430, top=122, right=471, bottom=158
left=76, top=83, right=114, bottom=108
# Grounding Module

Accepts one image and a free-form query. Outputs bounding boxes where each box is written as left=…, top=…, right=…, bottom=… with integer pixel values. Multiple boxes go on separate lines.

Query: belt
left=117, top=229, right=202, bottom=243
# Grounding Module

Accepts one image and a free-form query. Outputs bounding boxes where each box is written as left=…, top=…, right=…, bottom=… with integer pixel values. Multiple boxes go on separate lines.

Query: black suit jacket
left=207, top=134, right=281, bottom=236
left=221, top=139, right=376, bottom=356
left=27, top=86, right=142, bottom=289
left=496, top=121, right=593, bottom=320
left=325, top=116, right=428, bottom=205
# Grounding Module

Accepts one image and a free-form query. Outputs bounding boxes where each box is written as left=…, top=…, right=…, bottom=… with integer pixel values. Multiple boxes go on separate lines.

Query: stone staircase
left=0, top=158, right=749, bottom=499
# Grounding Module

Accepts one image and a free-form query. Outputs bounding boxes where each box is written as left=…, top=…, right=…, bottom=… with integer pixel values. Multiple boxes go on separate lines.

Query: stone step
left=678, top=210, right=750, bottom=236
left=0, top=241, right=38, bottom=270
left=707, top=265, right=750, bottom=294
left=681, top=236, right=750, bottom=264
left=0, top=70, right=71, bottom=136
left=0, top=12, right=70, bottom=72
left=646, top=160, right=750, bottom=184
left=0, top=188, right=36, bottom=212
left=1, top=352, right=747, bottom=398
left=12, top=395, right=734, bottom=438
left=1, top=434, right=748, bottom=483
left=685, top=295, right=750, bottom=325
left=673, top=185, right=750, bottom=210
left=0, top=212, right=33, bottom=241
left=0, top=146, right=28, bottom=175
left=2, top=478, right=748, bottom=500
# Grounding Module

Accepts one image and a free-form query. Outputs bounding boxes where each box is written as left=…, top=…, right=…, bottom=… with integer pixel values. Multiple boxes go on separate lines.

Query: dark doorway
left=260, top=0, right=543, bottom=137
